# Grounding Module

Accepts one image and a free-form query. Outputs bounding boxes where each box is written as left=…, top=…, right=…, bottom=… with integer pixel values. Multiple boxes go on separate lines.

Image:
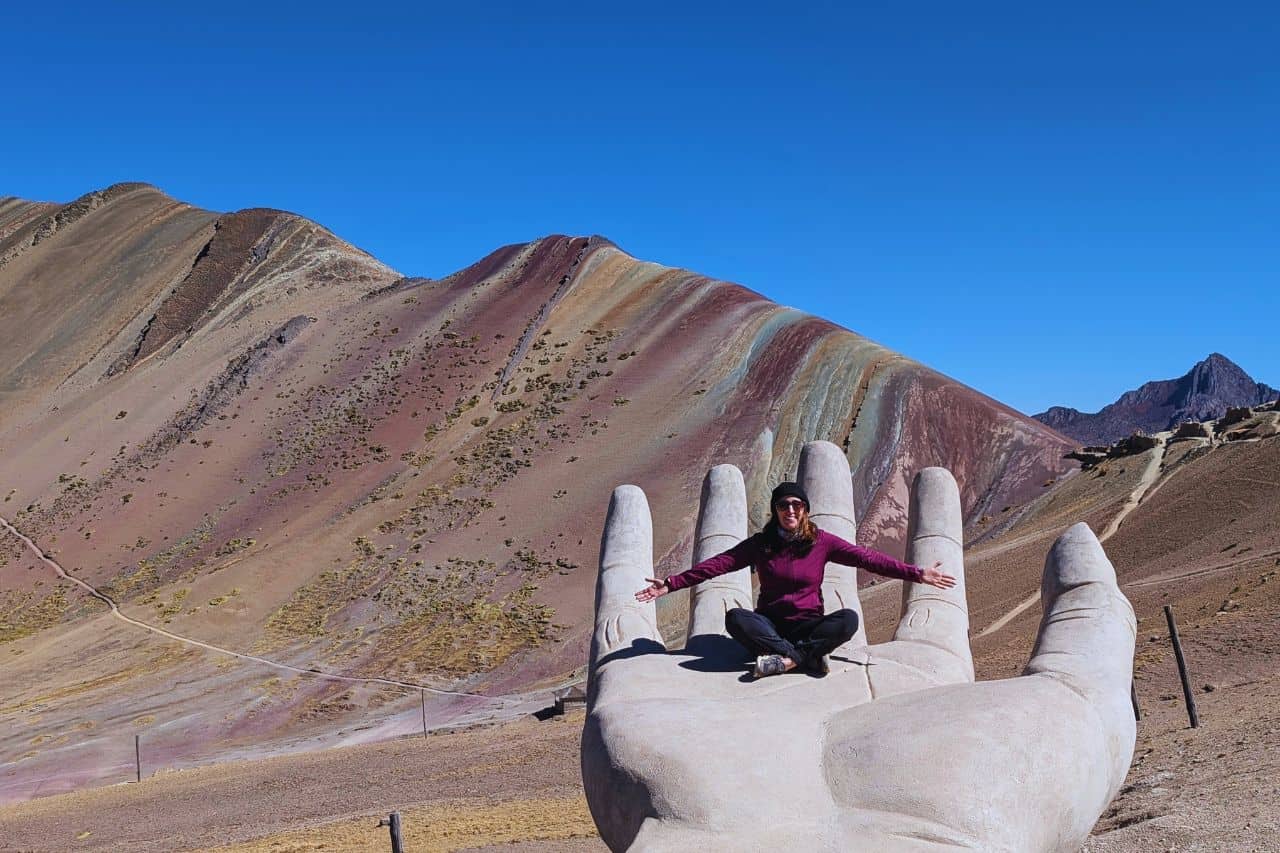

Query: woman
left=635, top=482, right=957, bottom=678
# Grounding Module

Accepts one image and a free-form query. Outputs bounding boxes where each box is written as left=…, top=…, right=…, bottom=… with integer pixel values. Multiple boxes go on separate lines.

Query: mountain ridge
left=1034, top=353, right=1278, bottom=446
left=0, top=182, right=1075, bottom=801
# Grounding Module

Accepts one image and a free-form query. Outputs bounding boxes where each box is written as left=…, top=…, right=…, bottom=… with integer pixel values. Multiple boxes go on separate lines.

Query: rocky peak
left=1184, top=351, right=1254, bottom=396
left=1034, top=354, right=1278, bottom=446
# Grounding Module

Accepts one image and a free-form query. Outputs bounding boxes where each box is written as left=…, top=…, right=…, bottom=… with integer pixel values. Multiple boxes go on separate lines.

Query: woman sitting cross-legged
left=635, top=482, right=957, bottom=678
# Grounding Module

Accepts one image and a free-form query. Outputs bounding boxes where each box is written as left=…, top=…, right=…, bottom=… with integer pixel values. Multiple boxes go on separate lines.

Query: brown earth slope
left=0, top=184, right=1073, bottom=802
left=0, top=419, right=1274, bottom=851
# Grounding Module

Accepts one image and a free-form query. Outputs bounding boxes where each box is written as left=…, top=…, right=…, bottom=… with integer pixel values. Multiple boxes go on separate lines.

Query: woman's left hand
left=921, top=560, right=958, bottom=589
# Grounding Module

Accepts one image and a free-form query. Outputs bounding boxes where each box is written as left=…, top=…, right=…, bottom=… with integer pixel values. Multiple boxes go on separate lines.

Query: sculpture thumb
left=1024, top=522, right=1137, bottom=790
left=1024, top=523, right=1135, bottom=693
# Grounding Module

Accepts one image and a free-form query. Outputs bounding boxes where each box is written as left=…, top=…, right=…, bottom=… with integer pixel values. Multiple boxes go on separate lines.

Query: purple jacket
left=665, top=529, right=924, bottom=624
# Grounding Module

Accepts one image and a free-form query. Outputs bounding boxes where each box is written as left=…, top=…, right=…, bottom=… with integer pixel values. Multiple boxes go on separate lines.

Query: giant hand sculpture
left=582, top=441, right=1136, bottom=852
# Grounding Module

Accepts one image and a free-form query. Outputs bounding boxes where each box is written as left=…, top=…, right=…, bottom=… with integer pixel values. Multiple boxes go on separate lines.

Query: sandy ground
left=0, top=714, right=604, bottom=852
left=2, top=432, right=1277, bottom=852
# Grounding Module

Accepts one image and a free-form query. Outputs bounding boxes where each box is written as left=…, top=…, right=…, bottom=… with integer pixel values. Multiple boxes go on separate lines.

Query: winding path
left=0, top=514, right=517, bottom=700
left=976, top=434, right=1170, bottom=638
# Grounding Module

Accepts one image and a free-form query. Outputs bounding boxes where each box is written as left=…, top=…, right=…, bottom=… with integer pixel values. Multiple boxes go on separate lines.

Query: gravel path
left=978, top=435, right=1169, bottom=638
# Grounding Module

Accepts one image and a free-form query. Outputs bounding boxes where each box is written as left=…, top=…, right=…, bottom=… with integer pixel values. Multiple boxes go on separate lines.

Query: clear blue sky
left=3, top=2, right=1276, bottom=414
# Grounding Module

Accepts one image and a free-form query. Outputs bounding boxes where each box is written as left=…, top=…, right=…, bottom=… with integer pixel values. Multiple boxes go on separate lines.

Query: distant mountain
left=1034, top=354, right=1279, bottom=445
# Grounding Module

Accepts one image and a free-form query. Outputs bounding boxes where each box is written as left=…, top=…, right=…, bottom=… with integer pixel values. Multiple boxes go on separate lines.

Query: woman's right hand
left=635, top=577, right=669, bottom=602
left=920, top=560, right=958, bottom=589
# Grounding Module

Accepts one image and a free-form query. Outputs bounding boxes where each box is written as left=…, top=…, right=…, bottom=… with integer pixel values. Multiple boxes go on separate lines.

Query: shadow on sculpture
left=674, top=634, right=751, bottom=673
left=592, top=637, right=666, bottom=670
left=581, top=440, right=1137, bottom=852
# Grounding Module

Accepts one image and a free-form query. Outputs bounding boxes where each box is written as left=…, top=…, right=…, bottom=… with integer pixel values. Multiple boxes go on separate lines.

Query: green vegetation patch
left=0, top=587, right=71, bottom=643
left=259, top=542, right=385, bottom=646
left=374, top=557, right=556, bottom=676
left=213, top=537, right=256, bottom=558
left=100, top=517, right=216, bottom=602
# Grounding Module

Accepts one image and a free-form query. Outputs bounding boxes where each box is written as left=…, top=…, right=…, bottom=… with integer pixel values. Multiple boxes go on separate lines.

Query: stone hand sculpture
left=582, top=441, right=1136, bottom=852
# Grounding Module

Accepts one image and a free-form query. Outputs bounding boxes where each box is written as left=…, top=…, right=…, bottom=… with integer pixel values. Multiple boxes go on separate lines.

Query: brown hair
left=762, top=509, right=819, bottom=550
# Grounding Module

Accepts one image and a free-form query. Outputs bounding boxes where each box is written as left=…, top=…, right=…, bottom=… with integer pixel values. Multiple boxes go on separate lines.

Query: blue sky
left=3, top=2, right=1276, bottom=414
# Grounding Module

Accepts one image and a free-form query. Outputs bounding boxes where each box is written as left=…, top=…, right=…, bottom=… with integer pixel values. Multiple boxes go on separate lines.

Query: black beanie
left=770, top=482, right=809, bottom=511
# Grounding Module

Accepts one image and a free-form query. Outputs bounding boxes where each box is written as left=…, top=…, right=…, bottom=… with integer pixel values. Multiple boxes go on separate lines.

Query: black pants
left=724, top=608, right=859, bottom=666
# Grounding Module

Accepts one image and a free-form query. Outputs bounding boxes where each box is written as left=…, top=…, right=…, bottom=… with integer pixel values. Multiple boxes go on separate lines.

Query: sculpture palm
left=582, top=441, right=1136, bottom=852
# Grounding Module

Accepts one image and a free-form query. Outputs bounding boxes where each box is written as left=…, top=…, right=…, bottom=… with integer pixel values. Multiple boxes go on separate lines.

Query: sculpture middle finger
left=798, top=441, right=867, bottom=652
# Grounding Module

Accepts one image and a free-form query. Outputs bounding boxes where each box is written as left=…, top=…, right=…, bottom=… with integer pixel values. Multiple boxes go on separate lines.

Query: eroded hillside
left=1, top=409, right=1274, bottom=850
left=0, top=184, right=1074, bottom=801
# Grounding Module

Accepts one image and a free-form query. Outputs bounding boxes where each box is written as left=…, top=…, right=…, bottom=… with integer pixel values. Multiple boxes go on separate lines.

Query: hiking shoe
left=753, top=655, right=788, bottom=678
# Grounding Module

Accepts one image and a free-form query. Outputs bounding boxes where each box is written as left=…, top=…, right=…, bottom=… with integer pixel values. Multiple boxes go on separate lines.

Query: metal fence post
left=135, top=734, right=141, bottom=782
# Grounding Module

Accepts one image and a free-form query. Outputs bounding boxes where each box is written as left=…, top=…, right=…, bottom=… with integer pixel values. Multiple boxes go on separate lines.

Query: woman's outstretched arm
left=825, top=532, right=956, bottom=589
left=635, top=536, right=760, bottom=602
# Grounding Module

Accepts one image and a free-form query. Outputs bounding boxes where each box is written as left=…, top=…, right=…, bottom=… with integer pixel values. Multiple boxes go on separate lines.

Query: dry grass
left=0, top=644, right=201, bottom=714
left=201, top=795, right=596, bottom=852
left=0, top=586, right=71, bottom=643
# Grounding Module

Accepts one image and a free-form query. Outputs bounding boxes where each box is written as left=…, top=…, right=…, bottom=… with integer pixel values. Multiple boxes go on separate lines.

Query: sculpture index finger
left=799, top=440, right=867, bottom=649
left=686, top=464, right=752, bottom=642
left=589, top=485, right=666, bottom=700
left=893, top=467, right=974, bottom=682
left=1022, top=522, right=1137, bottom=799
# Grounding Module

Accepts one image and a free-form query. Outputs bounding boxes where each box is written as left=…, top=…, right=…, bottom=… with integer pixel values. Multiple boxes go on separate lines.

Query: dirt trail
left=1098, top=434, right=1168, bottom=540
left=0, top=514, right=537, bottom=703
left=976, top=434, right=1170, bottom=638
